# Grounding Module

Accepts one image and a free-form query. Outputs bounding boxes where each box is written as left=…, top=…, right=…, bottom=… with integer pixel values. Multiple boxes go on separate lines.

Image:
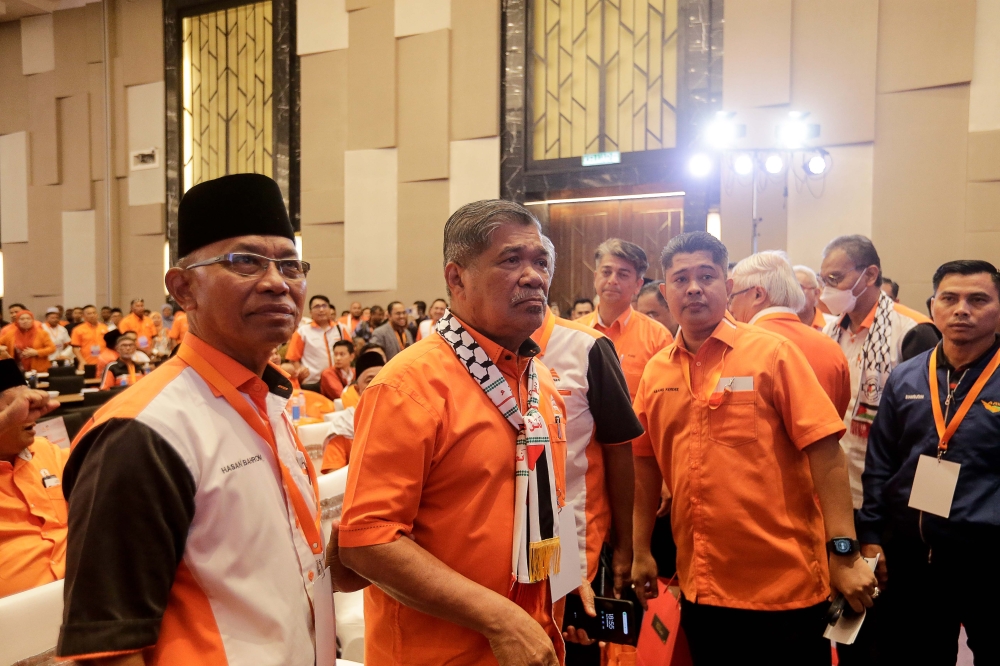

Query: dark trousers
left=680, top=598, right=831, bottom=666
left=878, top=534, right=1000, bottom=665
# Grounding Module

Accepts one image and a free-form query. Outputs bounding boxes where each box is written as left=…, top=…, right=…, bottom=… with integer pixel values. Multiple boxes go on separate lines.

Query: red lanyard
left=928, top=345, right=1000, bottom=454
left=178, top=344, right=324, bottom=555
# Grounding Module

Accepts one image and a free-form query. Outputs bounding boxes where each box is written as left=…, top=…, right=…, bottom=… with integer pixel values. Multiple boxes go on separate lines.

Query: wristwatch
left=826, top=538, right=861, bottom=557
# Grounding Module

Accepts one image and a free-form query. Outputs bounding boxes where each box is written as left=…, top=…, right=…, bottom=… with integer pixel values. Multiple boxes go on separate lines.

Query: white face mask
left=820, top=271, right=866, bottom=316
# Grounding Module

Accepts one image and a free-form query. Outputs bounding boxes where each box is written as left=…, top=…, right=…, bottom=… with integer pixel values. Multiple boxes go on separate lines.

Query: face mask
left=820, top=271, right=866, bottom=316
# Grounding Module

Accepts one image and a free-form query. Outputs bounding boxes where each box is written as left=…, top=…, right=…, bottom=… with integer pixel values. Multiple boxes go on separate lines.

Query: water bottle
left=291, top=395, right=302, bottom=424
left=142, top=363, right=152, bottom=375
left=119, top=374, right=129, bottom=387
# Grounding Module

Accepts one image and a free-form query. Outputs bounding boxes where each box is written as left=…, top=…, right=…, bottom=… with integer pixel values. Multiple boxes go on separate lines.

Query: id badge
left=90, top=345, right=100, bottom=356
left=908, top=454, right=961, bottom=518
left=138, top=336, right=149, bottom=348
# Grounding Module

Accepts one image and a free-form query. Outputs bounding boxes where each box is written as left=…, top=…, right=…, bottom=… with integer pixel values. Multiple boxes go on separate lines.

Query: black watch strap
left=827, top=538, right=861, bottom=556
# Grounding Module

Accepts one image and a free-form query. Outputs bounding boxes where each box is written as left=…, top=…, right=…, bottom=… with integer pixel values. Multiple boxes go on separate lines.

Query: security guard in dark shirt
left=860, top=260, right=1000, bottom=665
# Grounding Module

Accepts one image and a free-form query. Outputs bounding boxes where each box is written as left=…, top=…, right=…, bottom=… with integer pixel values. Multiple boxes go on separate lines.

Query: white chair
left=0, top=579, right=64, bottom=664
left=317, top=467, right=364, bottom=662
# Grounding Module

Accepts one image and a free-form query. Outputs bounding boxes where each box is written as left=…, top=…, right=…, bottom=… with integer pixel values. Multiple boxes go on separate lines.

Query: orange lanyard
left=396, top=329, right=408, bottom=350
left=178, top=344, right=324, bottom=555
left=929, top=345, right=1000, bottom=455
left=679, top=346, right=729, bottom=407
left=126, top=361, right=137, bottom=384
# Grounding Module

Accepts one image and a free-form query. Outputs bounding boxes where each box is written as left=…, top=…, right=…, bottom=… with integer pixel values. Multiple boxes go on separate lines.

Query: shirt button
left=696, top=362, right=702, bottom=367
left=505, top=355, right=512, bottom=360
left=308, top=571, right=315, bottom=581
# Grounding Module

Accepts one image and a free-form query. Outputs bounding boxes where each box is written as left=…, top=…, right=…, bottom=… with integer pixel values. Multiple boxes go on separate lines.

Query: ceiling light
left=805, top=154, right=827, bottom=175
left=764, top=154, right=784, bottom=174
left=688, top=153, right=713, bottom=178
left=733, top=154, right=754, bottom=175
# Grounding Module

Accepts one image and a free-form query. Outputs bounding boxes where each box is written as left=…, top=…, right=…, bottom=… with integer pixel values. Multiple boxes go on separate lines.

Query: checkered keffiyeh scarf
left=436, top=312, right=561, bottom=584
left=829, top=291, right=894, bottom=437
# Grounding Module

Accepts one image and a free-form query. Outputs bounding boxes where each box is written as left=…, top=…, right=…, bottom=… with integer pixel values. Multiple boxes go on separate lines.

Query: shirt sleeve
left=770, top=341, right=847, bottom=450
left=630, top=375, right=655, bottom=458
left=284, top=331, right=305, bottom=361
left=339, top=383, right=438, bottom=547
left=857, top=373, right=905, bottom=544
left=586, top=337, right=644, bottom=444
left=57, top=418, right=196, bottom=659
left=901, top=323, right=941, bottom=361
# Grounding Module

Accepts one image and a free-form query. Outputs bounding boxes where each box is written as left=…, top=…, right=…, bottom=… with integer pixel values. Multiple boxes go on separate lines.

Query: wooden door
left=547, top=197, right=684, bottom=314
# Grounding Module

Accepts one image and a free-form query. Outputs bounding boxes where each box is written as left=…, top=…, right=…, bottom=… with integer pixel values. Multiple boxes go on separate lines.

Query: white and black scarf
left=829, top=291, right=894, bottom=437
left=436, top=312, right=561, bottom=584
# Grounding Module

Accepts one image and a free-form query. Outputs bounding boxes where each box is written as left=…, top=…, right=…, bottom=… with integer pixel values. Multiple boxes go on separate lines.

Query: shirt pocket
left=708, top=391, right=758, bottom=447
left=44, top=486, right=69, bottom=524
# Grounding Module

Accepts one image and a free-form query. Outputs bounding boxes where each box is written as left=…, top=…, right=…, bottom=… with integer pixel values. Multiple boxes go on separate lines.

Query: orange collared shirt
left=580, top=306, right=673, bottom=399
left=341, top=316, right=567, bottom=665
left=0, top=326, right=56, bottom=373
left=750, top=308, right=852, bottom=418
left=167, top=311, right=188, bottom=342
left=0, top=437, right=69, bottom=598
left=632, top=314, right=846, bottom=611
left=70, top=321, right=109, bottom=364
left=118, top=313, right=158, bottom=352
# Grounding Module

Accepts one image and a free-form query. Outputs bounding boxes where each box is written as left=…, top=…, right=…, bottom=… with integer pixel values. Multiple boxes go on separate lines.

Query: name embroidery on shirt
left=220, top=454, right=264, bottom=474
left=653, top=387, right=680, bottom=394
left=904, top=394, right=925, bottom=400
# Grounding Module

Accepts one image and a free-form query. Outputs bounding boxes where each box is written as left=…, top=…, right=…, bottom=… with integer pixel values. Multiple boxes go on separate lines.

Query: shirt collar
left=531, top=308, right=558, bottom=358
left=840, top=297, right=880, bottom=332
left=181, top=332, right=293, bottom=399
left=936, top=335, right=1000, bottom=373
left=451, top=313, right=540, bottom=364
left=597, top=305, right=633, bottom=330
left=748, top=306, right=800, bottom=326
left=671, top=312, right=738, bottom=358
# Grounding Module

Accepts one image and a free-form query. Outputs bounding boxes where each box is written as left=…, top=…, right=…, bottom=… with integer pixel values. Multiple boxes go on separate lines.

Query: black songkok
left=178, top=174, right=294, bottom=258
left=0, top=359, right=27, bottom=392
left=354, top=351, right=386, bottom=378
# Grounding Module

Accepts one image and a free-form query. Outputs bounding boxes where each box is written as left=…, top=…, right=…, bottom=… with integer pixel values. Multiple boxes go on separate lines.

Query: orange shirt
left=632, top=314, right=846, bottom=610
left=319, top=366, right=353, bottom=400
left=70, top=321, right=109, bottom=364
left=321, top=435, right=352, bottom=473
left=341, top=318, right=567, bottom=665
left=750, top=308, right=852, bottom=418
left=0, top=437, right=69, bottom=598
left=580, top=306, right=672, bottom=398
left=118, top=313, right=158, bottom=352
left=0, top=326, right=56, bottom=373
left=340, top=384, right=360, bottom=408
left=167, top=311, right=188, bottom=342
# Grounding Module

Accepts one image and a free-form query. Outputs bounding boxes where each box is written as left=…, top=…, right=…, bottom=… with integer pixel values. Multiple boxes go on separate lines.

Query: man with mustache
left=57, top=174, right=327, bottom=666
left=578, top=239, right=672, bottom=399
left=631, top=232, right=876, bottom=664
left=859, top=260, right=1000, bottom=664
left=336, top=199, right=569, bottom=665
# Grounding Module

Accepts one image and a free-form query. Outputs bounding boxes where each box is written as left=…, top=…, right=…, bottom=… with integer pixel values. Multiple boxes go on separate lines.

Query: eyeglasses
left=184, top=252, right=310, bottom=280
left=728, top=287, right=753, bottom=305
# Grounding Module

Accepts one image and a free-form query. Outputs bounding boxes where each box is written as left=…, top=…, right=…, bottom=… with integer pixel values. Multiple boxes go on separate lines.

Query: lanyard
left=928, top=344, right=1000, bottom=455
left=126, top=360, right=136, bottom=384
left=178, top=344, right=324, bottom=555
left=396, top=328, right=408, bottom=350
left=678, top=346, right=729, bottom=407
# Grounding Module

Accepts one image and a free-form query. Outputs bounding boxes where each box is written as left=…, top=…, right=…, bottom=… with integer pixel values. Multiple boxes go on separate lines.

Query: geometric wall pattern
left=531, top=0, right=678, bottom=160
left=182, top=1, right=273, bottom=192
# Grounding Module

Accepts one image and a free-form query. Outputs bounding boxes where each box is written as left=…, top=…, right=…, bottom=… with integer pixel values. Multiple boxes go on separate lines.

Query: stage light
left=688, top=153, right=713, bottom=177
left=805, top=154, right=827, bottom=175
left=733, top=154, right=754, bottom=175
left=705, top=112, right=739, bottom=149
left=764, top=154, right=784, bottom=174
left=778, top=118, right=809, bottom=149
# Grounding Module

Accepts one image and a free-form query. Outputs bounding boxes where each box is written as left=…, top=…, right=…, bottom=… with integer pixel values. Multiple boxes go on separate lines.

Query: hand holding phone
left=562, top=592, right=639, bottom=646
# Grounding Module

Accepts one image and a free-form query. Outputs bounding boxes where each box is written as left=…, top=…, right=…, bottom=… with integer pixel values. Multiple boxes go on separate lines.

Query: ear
left=658, top=282, right=668, bottom=300
left=865, top=266, right=881, bottom=287
left=165, top=268, right=196, bottom=313
left=444, top=262, right=466, bottom=300
left=725, top=277, right=734, bottom=297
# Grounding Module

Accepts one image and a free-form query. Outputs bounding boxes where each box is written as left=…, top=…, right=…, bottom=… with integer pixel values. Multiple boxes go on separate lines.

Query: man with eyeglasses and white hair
left=58, top=174, right=329, bottom=666
left=729, top=251, right=851, bottom=418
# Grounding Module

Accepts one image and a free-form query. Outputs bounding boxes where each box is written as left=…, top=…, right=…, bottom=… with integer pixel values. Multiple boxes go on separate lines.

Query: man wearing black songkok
left=58, top=174, right=334, bottom=666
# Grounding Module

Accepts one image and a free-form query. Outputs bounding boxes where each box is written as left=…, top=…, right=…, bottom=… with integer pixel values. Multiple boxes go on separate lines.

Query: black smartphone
left=562, top=594, right=639, bottom=646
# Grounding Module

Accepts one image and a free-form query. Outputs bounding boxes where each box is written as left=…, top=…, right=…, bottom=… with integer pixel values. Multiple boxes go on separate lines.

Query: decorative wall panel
left=62, top=210, right=98, bottom=307
left=181, top=1, right=274, bottom=192
left=530, top=0, right=678, bottom=160
left=0, top=132, right=30, bottom=244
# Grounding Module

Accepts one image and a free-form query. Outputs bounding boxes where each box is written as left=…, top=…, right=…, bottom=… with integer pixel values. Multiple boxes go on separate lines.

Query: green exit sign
left=581, top=151, right=621, bottom=167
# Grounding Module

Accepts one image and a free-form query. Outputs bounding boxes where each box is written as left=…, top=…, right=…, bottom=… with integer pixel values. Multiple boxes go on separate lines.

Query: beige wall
left=720, top=0, right=994, bottom=313
left=0, top=0, right=165, bottom=315
left=298, top=0, right=500, bottom=313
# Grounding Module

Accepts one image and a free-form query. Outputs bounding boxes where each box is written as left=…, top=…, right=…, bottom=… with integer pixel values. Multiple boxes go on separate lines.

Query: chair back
left=46, top=365, right=78, bottom=377
left=0, top=580, right=64, bottom=664
left=46, top=375, right=85, bottom=395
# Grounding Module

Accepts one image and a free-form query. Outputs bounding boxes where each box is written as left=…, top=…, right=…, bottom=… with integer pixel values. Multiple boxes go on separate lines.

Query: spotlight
left=705, top=112, right=741, bottom=149
left=733, top=154, right=754, bottom=175
left=688, top=153, right=713, bottom=178
left=805, top=154, right=827, bottom=175
left=777, top=111, right=819, bottom=149
left=764, top=154, right=784, bottom=174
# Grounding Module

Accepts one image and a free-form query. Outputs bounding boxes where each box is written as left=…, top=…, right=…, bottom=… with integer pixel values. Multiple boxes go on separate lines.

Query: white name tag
left=714, top=376, right=754, bottom=392
left=549, top=505, right=583, bottom=603
left=908, top=454, right=961, bottom=518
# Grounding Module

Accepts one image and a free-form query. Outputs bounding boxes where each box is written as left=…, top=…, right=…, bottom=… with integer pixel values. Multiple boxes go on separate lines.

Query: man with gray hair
left=337, top=199, right=569, bottom=665
left=730, top=251, right=851, bottom=417
left=794, top=264, right=835, bottom=330
left=578, top=239, right=672, bottom=398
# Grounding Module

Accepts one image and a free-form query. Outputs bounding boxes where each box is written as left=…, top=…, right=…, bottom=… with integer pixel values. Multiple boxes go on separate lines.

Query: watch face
left=834, top=539, right=850, bottom=554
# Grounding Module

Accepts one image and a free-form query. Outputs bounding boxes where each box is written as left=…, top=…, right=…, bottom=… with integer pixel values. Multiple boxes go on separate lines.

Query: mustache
left=510, top=290, right=547, bottom=306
